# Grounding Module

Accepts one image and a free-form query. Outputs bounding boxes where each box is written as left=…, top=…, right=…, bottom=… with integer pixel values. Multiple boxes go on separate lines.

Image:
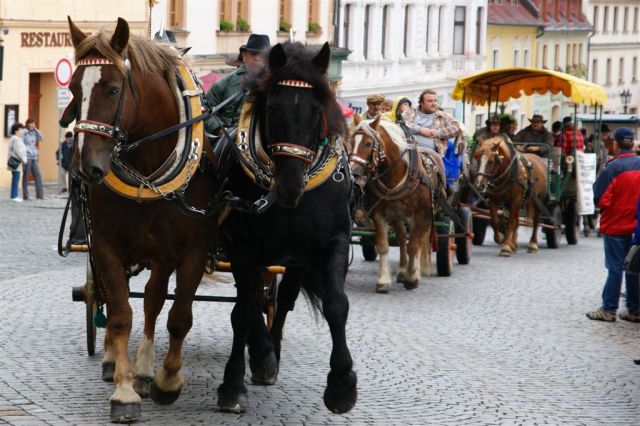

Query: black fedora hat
left=240, top=34, right=271, bottom=53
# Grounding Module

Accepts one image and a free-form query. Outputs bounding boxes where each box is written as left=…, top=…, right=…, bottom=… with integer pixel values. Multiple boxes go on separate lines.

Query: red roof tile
left=488, top=3, right=540, bottom=27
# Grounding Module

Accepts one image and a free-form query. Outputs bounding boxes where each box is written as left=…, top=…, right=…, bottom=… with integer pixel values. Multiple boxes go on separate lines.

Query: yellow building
left=0, top=1, right=149, bottom=190
left=470, top=2, right=541, bottom=134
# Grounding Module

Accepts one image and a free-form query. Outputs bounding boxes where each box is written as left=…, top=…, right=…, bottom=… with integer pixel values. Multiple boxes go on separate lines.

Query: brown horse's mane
left=74, top=29, right=180, bottom=87
left=253, top=42, right=347, bottom=139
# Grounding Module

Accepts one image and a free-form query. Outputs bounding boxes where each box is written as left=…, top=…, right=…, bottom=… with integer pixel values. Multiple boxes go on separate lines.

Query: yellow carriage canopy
left=451, top=67, right=607, bottom=107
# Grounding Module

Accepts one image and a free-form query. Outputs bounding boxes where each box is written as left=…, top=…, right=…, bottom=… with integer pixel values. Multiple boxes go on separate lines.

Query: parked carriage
left=452, top=67, right=607, bottom=251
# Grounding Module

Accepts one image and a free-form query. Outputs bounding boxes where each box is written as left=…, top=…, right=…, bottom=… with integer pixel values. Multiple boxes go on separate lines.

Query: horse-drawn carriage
left=452, top=68, right=607, bottom=254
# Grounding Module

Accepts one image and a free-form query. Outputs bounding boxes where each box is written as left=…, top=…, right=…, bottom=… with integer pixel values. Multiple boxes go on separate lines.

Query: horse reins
left=475, top=139, right=522, bottom=192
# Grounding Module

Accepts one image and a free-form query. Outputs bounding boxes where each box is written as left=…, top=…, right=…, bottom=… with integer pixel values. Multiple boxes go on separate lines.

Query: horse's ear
left=353, top=114, right=361, bottom=126
left=109, top=17, right=130, bottom=54
left=269, top=44, right=287, bottom=72
left=312, top=42, right=331, bottom=74
left=67, top=16, right=87, bottom=50
left=369, top=116, right=380, bottom=130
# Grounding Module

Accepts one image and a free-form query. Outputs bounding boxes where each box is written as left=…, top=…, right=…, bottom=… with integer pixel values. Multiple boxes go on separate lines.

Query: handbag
left=624, top=244, right=640, bottom=274
left=7, top=155, right=21, bottom=170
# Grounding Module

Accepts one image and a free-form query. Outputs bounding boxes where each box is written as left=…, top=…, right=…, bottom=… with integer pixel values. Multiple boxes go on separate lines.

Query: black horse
left=216, top=41, right=357, bottom=414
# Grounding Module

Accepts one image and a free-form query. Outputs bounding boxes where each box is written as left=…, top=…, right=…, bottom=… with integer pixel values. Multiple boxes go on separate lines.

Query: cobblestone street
left=0, top=186, right=639, bottom=425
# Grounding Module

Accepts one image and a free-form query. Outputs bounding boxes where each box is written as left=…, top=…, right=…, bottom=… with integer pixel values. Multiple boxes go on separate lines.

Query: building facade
left=334, top=0, right=488, bottom=121
left=0, top=1, right=149, bottom=189
left=478, top=0, right=541, bottom=133
left=586, top=0, right=640, bottom=114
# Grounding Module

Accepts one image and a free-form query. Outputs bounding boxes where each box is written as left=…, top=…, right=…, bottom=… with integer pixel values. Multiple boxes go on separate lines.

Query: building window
left=308, top=0, right=319, bottom=27
left=169, top=0, right=185, bottom=28
left=343, top=4, right=351, bottom=50
left=219, top=0, right=249, bottom=30
left=403, top=5, right=412, bottom=57
left=426, top=5, right=432, bottom=54
left=513, top=50, right=519, bottom=66
left=542, top=44, right=548, bottom=68
left=453, top=6, right=466, bottom=55
left=475, top=114, right=483, bottom=130
left=573, top=44, right=578, bottom=66
left=619, top=57, right=625, bottom=84
left=578, top=43, right=583, bottom=65
left=623, top=7, right=629, bottom=32
left=279, top=0, right=290, bottom=25
left=592, top=59, right=598, bottom=83
left=524, top=49, right=530, bottom=67
left=382, top=5, right=390, bottom=58
left=633, top=57, right=638, bottom=82
left=613, top=7, right=618, bottom=32
left=493, top=49, right=499, bottom=68
left=606, top=58, right=612, bottom=85
left=554, top=44, right=560, bottom=69
left=476, top=7, right=483, bottom=55
left=364, top=5, right=371, bottom=59
left=438, top=6, right=446, bottom=53
left=635, top=7, right=639, bottom=33
left=593, top=6, right=599, bottom=32
left=565, top=44, right=571, bottom=68
left=603, top=6, right=609, bottom=32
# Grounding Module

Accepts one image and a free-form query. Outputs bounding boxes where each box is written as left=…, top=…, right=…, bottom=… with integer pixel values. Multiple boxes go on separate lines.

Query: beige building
left=0, top=1, right=149, bottom=190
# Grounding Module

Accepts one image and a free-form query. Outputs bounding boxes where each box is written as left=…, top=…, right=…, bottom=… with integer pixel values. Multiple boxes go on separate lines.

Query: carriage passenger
left=359, top=94, right=386, bottom=120
left=403, top=89, right=461, bottom=156
left=472, top=115, right=503, bottom=145
left=381, top=96, right=414, bottom=139
left=203, top=34, right=271, bottom=135
left=512, top=114, right=554, bottom=157
left=500, top=114, right=518, bottom=139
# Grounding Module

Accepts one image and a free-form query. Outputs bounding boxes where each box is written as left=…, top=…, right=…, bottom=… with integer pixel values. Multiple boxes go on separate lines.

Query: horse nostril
left=87, top=166, right=105, bottom=181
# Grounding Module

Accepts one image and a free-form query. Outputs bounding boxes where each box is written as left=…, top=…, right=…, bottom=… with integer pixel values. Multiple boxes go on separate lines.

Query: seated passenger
left=473, top=115, right=503, bottom=145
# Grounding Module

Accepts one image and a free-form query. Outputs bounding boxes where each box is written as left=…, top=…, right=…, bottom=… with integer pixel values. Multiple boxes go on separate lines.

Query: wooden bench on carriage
left=451, top=67, right=607, bottom=253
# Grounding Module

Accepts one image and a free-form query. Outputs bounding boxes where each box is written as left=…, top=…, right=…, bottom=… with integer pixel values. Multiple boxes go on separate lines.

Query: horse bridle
left=474, top=139, right=519, bottom=189
left=265, top=79, right=329, bottom=166
left=72, top=57, right=132, bottom=145
left=349, top=124, right=385, bottom=175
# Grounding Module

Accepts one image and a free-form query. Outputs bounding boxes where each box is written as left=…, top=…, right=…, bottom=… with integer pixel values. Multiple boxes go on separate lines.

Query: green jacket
left=204, top=65, right=247, bottom=134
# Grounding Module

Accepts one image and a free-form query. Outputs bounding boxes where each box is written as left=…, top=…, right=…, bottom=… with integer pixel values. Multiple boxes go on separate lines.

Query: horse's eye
left=109, top=88, right=119, bottom=98
left=365, top=141, right=372, bottom=148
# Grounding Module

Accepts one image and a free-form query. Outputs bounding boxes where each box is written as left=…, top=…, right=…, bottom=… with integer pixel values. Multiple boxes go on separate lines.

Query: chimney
left=566, top=0, right=572, bottom=22
left=541, top=0, right=548, bottom=22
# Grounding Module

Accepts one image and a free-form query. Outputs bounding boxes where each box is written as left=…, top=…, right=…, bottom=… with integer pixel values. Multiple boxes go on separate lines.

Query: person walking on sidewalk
left=587, top=127, right=640, bottom=322
left=22, top=117, right=45, bottom=200
left=6, top=122, right=28, bottom=201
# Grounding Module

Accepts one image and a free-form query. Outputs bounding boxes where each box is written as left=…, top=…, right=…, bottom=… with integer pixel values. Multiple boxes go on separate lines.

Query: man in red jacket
left=587, top=127, right=640, bottom=322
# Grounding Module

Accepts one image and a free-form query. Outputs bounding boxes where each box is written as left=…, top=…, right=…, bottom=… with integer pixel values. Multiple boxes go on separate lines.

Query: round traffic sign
left=55, top=58, right=73, bottom=87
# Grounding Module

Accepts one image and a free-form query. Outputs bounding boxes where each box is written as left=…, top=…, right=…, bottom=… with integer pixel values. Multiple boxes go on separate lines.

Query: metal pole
left=57, top=107, right=64, bottom=194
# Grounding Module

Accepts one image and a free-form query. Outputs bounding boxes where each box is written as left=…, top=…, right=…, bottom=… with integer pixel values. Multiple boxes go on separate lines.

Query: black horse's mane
left=247, top=42, right=347, bottom=139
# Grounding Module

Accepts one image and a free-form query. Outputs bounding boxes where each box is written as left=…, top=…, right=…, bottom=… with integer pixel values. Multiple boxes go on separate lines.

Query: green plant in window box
left=279, top=20, right=291, bottom=32
left=219, top=20, right=233, bottom=32
left=308, top=22, right=322, bottom=35
left=236, top=18, right=250, bottom=32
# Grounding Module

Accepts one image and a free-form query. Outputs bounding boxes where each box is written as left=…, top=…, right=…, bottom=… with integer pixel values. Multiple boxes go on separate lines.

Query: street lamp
left=620, top=89, right=632, bottom=114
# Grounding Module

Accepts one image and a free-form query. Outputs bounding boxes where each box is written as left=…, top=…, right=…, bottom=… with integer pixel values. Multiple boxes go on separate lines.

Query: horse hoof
left=250, top=351, right=279, bottom=386
left=403, top=279, right=419, bottom=290
left=499, top=249, right=511, bottom=257
left=375, top=283, right=389, bottom=294
left=110, top=401, right=141, bottom=423
left=133, top=376, right=153, bottom=398
left=217, top=390, right=248, bottom=413
left=324, top=370, right=358, bottom=414
left=148, top=379, right=181, bottom=405
left=494, top=233, right=505, bottom=244
left=527, top=245, right=538, bottom=253
left=102, top=362, right=115, bottom=382
left=396, top=272, right=406, bottom=283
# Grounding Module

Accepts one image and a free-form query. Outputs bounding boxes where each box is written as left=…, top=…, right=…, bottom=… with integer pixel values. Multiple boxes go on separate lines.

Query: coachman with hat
left=512, top=114, right=553, bottom=156
left=359, top=94, right=386, bottom=120
left=472, top=114, right=503, bottom=144
left=204, top=33, right=271, bottom=135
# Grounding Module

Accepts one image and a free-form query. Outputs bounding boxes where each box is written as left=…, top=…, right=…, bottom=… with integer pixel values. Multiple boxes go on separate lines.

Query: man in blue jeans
left=587, top=127, right=640, bottom=322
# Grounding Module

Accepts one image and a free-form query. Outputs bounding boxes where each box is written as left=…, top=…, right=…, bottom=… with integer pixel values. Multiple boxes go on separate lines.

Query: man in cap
left=204, top=33, right=271, bottom=135
left=587, top=127, right=640, bottom=322
left=560, top=116, right=585, bottom=156
left=359, top=94, right=385, bottom=120
left=512, top=114, right=553, bottom=156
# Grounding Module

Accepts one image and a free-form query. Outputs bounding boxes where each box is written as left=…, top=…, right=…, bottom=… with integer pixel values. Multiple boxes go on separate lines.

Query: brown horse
left=473, top=135, right=547, bottom=256
left=350, top=115, right=442, bottom=293
left=66, top=17, right=219, bottom=422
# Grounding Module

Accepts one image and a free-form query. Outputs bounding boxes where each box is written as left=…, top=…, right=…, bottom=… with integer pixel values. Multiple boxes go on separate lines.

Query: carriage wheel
left=84, top=254, right=97, bottom=356
left=544, top=204, right=562, bottom=249
left=455, top=207, right=472, bottom=265
left=262, top=272, right=278, bottom=332
left=362, top=244, right=378, bottom=261
left=436, top=221, right=454, bottom=277
left=564, top=199, right=579, bottom=245
left=472, top=216, right=488, bottom=246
